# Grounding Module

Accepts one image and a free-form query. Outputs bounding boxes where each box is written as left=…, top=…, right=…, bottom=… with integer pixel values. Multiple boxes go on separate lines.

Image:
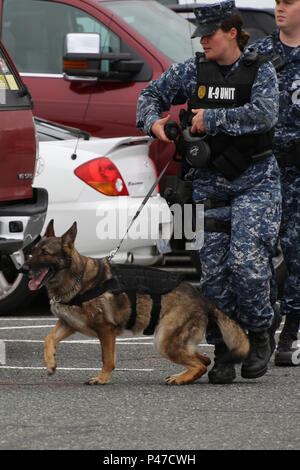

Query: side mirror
left=65, top=32, right=101, bottom=54
left=63, top=33, right=143, bottom=82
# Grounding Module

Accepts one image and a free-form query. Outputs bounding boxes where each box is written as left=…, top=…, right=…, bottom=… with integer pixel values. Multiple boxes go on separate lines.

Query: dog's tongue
left=28, top=269, right=49, bottom=291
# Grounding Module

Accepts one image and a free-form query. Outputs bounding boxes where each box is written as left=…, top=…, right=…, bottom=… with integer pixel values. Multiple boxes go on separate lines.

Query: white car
left=0, top=118, right=173, bottom=313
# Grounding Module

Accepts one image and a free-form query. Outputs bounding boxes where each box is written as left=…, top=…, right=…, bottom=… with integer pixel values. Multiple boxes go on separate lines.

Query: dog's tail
left=208, top=304, right=250, bottom=363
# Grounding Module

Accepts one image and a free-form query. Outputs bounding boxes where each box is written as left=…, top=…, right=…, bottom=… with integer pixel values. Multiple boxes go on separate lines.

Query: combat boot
left=274, top=312, right=300, bottom=366
left=241, top=331, right=271, bottom=379
left=268, top=302, right=282, bottom=356
left=208, top=343, right=236, bottom=384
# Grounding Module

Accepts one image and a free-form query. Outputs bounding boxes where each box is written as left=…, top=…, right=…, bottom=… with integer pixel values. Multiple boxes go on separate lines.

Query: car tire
left=0, top=244, right=39, bottom=314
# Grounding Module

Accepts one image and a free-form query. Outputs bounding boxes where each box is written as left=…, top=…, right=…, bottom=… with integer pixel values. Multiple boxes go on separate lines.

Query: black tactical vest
left=186, top=51, right=274, bottom=162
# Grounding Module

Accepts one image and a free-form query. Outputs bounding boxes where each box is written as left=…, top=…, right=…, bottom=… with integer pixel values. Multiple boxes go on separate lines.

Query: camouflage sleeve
left=252, top=34, right=300, bottom=151
left=136, top=58, right=196, bottom=135
left=250, top=37, right=274, bottom=57
left=203, top=61, right=279, bottom=136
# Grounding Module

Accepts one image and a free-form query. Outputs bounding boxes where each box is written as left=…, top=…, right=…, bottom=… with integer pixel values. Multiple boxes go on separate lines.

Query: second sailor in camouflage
left=252, top=0, right=300, bottom=366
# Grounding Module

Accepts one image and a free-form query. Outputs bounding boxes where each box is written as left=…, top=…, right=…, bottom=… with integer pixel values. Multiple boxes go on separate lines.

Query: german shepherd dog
left=21, top=220, right=249, bottom=385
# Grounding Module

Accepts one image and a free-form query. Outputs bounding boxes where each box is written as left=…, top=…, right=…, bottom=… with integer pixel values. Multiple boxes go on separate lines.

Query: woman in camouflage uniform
left=136, top=0, right=281, bottom=383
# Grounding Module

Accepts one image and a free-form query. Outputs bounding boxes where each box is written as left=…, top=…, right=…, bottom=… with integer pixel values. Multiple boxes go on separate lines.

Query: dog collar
left=50, top=269, right=84, bottom=304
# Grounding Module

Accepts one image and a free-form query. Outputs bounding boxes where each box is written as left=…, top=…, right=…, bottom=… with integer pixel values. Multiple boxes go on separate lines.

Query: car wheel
left=0, top=245, right=39, bottom=314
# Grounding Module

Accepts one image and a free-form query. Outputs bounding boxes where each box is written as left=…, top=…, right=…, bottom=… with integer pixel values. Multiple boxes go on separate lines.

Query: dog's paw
left=165, top=367, right=206, bottom=385
left=47, top=365, right=56, bottom=375
left=84, top=376, right=109, bottom=385
left=165, top=375, right=182, bottom=385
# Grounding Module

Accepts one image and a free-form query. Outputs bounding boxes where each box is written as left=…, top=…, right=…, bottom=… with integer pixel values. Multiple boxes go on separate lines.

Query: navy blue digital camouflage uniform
left=137, top=42, right=281, bottom=345
left=251, top=31, right=300, bottom=320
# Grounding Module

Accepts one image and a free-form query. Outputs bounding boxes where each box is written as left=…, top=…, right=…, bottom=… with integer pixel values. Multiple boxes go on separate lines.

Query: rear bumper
left=0, top=188, right=48, bottom=254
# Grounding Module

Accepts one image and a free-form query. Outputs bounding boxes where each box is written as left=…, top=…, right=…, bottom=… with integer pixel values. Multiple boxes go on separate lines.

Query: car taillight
left=74, top=157, right=129, bottom=196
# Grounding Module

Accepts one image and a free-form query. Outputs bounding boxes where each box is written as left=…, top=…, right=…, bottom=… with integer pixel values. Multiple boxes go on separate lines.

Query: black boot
left=208, top=343, right=236, bottom=384
left=274, top=312, right=300, bottom=366
left=268, top=302, right=282, bottom=356
left=241, top=331, right=271, bottom=379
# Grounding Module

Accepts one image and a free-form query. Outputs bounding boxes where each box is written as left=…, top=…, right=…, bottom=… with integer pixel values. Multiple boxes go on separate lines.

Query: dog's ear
left=43, top=219, right=55, bottom=238
left=62, top=222, right=77, bottom=248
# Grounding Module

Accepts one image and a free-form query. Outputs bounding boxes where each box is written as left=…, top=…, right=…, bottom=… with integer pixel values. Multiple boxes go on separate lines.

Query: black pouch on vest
left=212, top=146, right=251, bottom=180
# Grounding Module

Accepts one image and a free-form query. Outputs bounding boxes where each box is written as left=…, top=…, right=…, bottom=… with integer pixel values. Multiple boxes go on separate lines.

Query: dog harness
left=65, top=262, right=184, bottom=335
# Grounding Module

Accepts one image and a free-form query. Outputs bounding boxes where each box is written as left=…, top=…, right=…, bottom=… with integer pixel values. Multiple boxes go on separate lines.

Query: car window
left=0, top=42, right=32, bottom=109
left=1, top=0, right=120, bottom=74
left=239, top=10, right=276, bottom=43
left=34, top=118, right=90, bottom=142
left=104, top=1, right=202, bottom=62
left=154, top=0, right=177, bottom=4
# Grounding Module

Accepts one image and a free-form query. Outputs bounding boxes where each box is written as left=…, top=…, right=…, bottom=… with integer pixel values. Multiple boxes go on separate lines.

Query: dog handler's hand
left=151, top=114, right=173, bottom=143
left=191, top=108, right=206, bottom=134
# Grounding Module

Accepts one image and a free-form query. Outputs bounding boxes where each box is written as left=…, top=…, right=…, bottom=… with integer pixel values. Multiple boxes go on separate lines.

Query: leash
left=107, top=159, right=172, bottom=262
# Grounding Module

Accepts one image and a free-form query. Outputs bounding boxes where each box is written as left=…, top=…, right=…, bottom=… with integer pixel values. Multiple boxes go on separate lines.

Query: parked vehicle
left=0, top=40, right=48, bottom=312
left=0, top=0, right=276, bottom=191
left=0, top=0, right=203, bottom=184
left=159, top=0, right=276, bottom=44
left=34, top=117, right=173, bottom=265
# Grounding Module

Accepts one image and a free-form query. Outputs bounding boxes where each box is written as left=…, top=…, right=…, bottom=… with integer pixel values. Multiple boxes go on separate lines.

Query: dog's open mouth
left=28, top=269, right=50, bottom=291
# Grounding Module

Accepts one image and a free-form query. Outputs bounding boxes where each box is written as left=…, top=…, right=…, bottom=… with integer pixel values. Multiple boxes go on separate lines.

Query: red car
left=0, top=0, right=276, bottom=186
left=0, top=39, right=48, bottom=311
left=0, top=0, right=200, bottom=182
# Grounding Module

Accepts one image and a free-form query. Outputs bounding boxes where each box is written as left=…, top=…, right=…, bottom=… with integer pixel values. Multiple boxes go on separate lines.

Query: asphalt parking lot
left=0, top=298, right=299, bottom=453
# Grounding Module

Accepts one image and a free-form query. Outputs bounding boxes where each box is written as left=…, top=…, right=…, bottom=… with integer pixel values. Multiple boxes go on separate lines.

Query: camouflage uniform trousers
left=193, top=157, right=281, bottom=344
left=279, top=166, right=300, bottom=316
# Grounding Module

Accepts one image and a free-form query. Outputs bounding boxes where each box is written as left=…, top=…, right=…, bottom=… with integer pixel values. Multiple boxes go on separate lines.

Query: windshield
left=104, top=0, right=202, bottom=63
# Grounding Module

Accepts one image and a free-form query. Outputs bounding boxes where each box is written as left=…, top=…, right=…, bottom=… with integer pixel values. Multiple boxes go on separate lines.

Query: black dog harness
left=64, top=263, right=184, bottom=335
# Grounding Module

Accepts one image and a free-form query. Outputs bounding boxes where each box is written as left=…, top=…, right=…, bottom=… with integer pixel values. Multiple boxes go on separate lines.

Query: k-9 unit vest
left=190, top=51, right=265, bottom=109
left=184, top=51, right=274, bottom=180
